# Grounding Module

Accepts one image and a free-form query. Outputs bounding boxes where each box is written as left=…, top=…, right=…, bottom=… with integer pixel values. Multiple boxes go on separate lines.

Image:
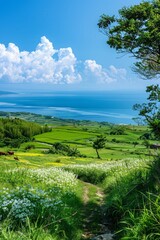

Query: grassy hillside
left=0, top=112, right=159, bottom=240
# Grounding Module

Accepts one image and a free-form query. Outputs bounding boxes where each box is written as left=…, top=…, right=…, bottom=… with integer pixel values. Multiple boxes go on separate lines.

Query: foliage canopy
left=93, top=135, right=106, bottom=159
left=134, top=84, right=160, bottom=139
left=0, top=118, right=51, bottom=147
left=98, top=0, right=160, bottom=138
left=98, top=0, right=160, bottom=79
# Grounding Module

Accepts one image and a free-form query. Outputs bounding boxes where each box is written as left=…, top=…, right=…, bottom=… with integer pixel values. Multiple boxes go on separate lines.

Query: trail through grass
left=80, top=181, right=113, bottom=240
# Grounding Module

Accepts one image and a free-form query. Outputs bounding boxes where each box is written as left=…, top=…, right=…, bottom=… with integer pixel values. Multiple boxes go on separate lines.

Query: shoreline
left=0, top=110, right=142, bottom=126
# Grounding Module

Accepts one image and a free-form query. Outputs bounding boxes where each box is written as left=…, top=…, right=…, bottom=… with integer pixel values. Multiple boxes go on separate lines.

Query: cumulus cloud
left=0, top=36, right=127, bottom=85
left=84, top=60, right=127, bottom=83
left=109, top=65, right=127, bottom=80
left=0, top=36, right=81, bottom=84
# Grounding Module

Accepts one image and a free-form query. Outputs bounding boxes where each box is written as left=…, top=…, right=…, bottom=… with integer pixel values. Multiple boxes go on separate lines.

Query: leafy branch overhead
left=98, top=0, right=160, bottom=79
left=133, top=84, right=160, bottom=139
left=98, top=0, right=160, bottom=140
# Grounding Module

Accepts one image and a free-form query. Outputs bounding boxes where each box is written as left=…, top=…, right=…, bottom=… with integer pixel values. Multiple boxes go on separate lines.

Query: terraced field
left=0, top=113, right=159, bottom=240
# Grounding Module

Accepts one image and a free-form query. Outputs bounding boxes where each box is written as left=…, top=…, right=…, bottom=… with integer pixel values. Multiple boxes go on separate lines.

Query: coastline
left=0, top=90, right=147, bottom=125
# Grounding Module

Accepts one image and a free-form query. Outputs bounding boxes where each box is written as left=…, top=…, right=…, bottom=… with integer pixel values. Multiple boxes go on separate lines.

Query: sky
left=0, top=0, right=158, bottom=93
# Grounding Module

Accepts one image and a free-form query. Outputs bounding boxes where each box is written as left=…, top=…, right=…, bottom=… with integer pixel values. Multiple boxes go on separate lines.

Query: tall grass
left=0, top=219, right=59, bottom=239
left=103, top=154, right=160, bottom=239
left=0, top=151, right=159, bottom=239
left=63, top=158, right=148, bottom=184
left=120, top=193, right=160, bottom=240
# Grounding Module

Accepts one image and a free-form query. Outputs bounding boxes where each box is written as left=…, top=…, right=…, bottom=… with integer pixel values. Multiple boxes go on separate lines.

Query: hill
left=0, top=111, right=159, bottom=240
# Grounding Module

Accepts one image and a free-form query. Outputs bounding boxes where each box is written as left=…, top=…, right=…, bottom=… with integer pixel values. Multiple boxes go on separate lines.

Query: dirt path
left=83, top=184, right=90, bottom=205
left=81, top=182, right=114, bottom=240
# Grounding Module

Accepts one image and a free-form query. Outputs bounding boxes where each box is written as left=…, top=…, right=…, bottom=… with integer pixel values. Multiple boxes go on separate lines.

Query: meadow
left=0, top=112, right=159, bottom=240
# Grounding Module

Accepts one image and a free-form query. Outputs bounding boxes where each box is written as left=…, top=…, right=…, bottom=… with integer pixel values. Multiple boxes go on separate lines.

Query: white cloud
left=0, top=37, right=127, bottom=86
left=84, top=60, right=127, bottom=83
left=0, top=36, right=81, bottom=84
left=109, top=65, right=127, bottom=80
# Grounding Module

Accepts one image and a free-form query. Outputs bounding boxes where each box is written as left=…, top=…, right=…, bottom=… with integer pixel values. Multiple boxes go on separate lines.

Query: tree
left=133, top=84, right=160, bottom=139
left=98, top=0, right=160, bottom=79
left=132, top=117, right=144, bottom=126
left=98, top=0, right=160, bottom=139
left=143, top=139, right=151, bottom=149
left=133, top=85, right=160, bottom=140
left=93, top=135, right=106, bottom=159
left=0, top=118, right=51, bottom=147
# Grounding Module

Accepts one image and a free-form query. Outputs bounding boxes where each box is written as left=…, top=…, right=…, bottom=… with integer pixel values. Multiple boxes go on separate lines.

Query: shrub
left=110, top=126, right=126, bottom=135
left=25, top=144, right=35, bottom=150
left=111, top=138, right=120, bottom=143
left=48, top=142, right=85, bottom=157
left=0, top=187, right=63, bottom=226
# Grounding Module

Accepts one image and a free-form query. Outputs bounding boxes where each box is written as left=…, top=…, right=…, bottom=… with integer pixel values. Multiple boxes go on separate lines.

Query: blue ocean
left=0, top=91, right=147, bottom=124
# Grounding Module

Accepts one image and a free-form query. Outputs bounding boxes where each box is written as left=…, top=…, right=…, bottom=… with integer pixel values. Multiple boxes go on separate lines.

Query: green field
left=0, top=112, right=159, bottom=240
left=34, top=124, right=153, bottom=160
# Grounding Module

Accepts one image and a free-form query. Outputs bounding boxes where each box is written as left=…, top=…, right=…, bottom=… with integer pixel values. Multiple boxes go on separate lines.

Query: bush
left=0, top=187, right=63, bottom=226
left=110, top=126, right=126, bottom=135
left=48, top=142, right=85, bottom=157
left=140, top=132, right=154, bottom=140
left=25, top=144, right=35, bottom=150
left=111, top=138, right=120, bottom=143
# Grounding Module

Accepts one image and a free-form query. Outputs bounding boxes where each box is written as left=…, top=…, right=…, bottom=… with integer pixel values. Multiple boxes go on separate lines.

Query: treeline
left=0, top=118, right=51, bottom=147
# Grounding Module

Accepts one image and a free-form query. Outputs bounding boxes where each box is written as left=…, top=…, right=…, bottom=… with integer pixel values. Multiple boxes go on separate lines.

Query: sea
left=0, top=91, right=147, bottom=124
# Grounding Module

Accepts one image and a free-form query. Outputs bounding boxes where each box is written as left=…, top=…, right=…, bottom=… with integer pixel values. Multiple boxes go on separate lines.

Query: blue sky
left=0, top=0, right=158, bottom=92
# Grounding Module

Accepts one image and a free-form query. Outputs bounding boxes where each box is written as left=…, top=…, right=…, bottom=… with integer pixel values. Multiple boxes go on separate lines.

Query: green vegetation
left=0, top=0, right=160, bottom=238
left=97, top=3, right=160, bottom=237
left=98, top=0, right=160, bottom=79
left=34, top=124, right=153, bottom=161
left=48, top=142, right=84, bottom=157
left=0, top=167, right=83, bottom=240
left=134, top=84, right=160, bottom=140
left=98, top=0, right=160, bottom=142
left=105, top=155, right=160, bottom=239
left=0, top=111, right=159, bottom=239
left=0, top=117, right=51, bottom=148
left=92, top=135, right=106, bottom=159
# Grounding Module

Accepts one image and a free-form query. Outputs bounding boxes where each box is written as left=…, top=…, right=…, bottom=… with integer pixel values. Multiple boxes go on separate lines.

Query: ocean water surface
left=0, top=91, right=147, bottom=124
